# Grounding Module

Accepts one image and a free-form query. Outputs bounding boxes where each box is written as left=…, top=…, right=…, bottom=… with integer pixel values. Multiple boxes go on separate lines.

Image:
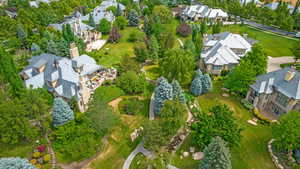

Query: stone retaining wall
left=268, top=139, right=285, bottom=169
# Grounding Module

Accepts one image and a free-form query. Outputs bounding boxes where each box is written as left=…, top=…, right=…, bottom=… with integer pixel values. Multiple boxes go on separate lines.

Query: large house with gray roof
left=200, top=32, right=254, bottom=75
left=246, top=68, right=300, bottom=118
left=81, top=0, right=125, bottom=24
left=49, top=11, right=104, bottom=51
left=181, top=4, right=228, bottom=22
left=20, top=44, right=117, bottom=112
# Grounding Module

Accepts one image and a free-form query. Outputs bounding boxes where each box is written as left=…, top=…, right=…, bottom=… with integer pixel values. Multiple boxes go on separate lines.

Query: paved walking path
left=149, top=93, right=155, bottom=120
left=122, top=142, right=154, bottom=169
left=267, top=56, right=296, bottom=72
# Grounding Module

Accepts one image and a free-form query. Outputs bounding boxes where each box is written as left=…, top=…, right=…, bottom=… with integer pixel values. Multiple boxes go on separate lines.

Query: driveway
left=267, top=56, right=295, bottom=72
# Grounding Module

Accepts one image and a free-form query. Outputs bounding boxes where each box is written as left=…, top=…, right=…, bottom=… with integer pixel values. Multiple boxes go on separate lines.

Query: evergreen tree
left=184, top=39, right=196, bottom=53
left=116, top=3, right=122, bottom=17
left=128, top=9, right=139, bottom=26
left=31, top=43, right=42, bottom=55
left=201, top=74, right=212, bottom=93
left=0, top=157, right=37, bottom=169
left=149, top=35, right=160, bottom=59
left=190, top=69, right=203, bottom=96
left=194, top=34, right=203, bottom=55
left=154, top=77, right=173, bottom=115
left=52, top=97, right=75, bottom=127
left=115, top=16, right=128, bottom=30
left=57, top=38, right=69, bottom=57
left=63, top=24, right=75, bottom=42
left=108, top=26, right=121, bottom=43
left=199, top=137, right=232, bottom=169
left=143, top=15, right=152, bottom=35
left=171, top=80, right=186, bottom=103
left=17, top=24, right=27, bottom=48
left=0, top=46, right=24, bottom=96
left=200, top=20, right=208, bottom=36
left=46, top=40, right=59, bottom=56
left=88, top=14, right=95, bottom=27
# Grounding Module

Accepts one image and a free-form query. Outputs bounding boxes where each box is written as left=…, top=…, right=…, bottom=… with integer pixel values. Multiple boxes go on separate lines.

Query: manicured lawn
left=221, top=25, right=297, bottom=57
left=197, top=81, right=275, bottom=169
left=93, top=85, right=125, bottom=103
left=88, top=27, right=144, bottom=67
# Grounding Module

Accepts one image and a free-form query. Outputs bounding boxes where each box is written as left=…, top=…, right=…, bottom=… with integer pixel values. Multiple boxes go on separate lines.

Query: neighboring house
left=49, top=11, right=104, bottom=51
left=0, top=0, right=7, bottom=6
left=5, top=7, right=17, bottom=18
left=29, top=0, right=52, bottom=7
left=81, top=0, right=125, bottom=24
left=20, top=44, right=117, bottom=112
left=296, top=32, right=300, bottom=38
left=264, top=2, right=297, bottom=14
left=240, top=0, right=262, bottom=5
left=246, top=68, right=300, bottom=118
left=181, top=4, right=228, bottom=22
left=200, top=32, right=254, bottom=75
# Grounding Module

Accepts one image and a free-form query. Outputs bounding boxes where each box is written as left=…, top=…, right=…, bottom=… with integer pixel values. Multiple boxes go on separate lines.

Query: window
left=213, top=65, right=222, bottom=70
left=275, top=92, right=289, bottom=107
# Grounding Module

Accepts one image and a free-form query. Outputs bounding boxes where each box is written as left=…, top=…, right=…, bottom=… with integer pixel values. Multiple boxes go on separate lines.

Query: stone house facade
left=246, top=68, right=300, bottom=117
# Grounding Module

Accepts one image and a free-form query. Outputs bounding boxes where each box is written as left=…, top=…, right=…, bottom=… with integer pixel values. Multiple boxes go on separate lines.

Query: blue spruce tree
left=201, top=74, right=212, bottom=93
left=0, top=157, right=37, bottom=169
left=190, top=69, right=203, bottom=96
left=199, top=137, right=232, bottom=169
left=128, top=9, right=139, bottom=26
left=172, top=80, right=186, bottom=103
left=52, top=97, right=75, bottom=127
left=154, top=77, right=173, bottom=115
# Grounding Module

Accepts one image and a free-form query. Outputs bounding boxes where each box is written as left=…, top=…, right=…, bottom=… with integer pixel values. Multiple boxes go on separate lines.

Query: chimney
left=284, top=70, right=296, bottom=82
left=70, top=43, right=79, bottom=59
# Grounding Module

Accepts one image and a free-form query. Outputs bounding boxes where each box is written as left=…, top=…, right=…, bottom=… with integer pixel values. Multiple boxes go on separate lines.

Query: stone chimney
left=69, top=43, right=79, bottom=59
left=284, top=70, right=296, bottom=82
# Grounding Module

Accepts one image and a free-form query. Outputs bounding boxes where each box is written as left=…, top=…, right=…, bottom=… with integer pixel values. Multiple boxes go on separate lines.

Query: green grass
left=197, top=81, right=275, bottom=169
left=89, top=96, right=150, bottom=169
left=221, top=25, right=297, bottom=57
left=130, top=153, right=148, bottom=169
left=0, top=142, right=33, bottom=158
left=88, top=27, right=145, bottom=67
left=143, top=65, right=160, bottom=81
left=93, top=85, right=125, bottom=103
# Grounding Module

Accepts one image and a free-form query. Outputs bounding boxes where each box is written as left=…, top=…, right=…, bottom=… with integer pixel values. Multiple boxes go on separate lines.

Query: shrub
left=176, top=23, right=192, bottom=37
left=108, top=26, right=121, bottom=43
left=30, top=159, right=37, bottom=165
left=253, top=108, right=273, bottom=123
left=116, top=71, right=147, bottom=94
left=240, top=99, right=254, bottom=110
left=43, top=154, right=51, bottom=163
left=37, top=145, right=46, bottom=153
left=119, top=98, right=144, bottom=115
left=33, top=152, right=41, bottom=158
left=97, top=19, right=111, bottom=34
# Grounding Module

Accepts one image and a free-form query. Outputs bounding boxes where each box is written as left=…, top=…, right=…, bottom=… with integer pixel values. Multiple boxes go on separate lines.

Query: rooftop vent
left=284, top=71, right=296, bottom=82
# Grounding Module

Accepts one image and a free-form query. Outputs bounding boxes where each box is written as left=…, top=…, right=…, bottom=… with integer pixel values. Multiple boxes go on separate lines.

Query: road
left=267, top=56, right=296, bottom=72
left=244, top=20, right=297, bottom=38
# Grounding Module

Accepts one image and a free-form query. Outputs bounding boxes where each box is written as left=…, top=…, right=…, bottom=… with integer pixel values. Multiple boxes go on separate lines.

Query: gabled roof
left=21, top=53, right=102, bottom=100
left=202, top=41, right=241, bottom=65
left=250, top=67, right=300, bottom=99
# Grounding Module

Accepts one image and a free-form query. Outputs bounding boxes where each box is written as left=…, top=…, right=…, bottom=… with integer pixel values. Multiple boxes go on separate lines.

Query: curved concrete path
left=267, top=56, right=296, bottom=72
left=149, top=93, right=155, bottom=120
left=122, top=142, right=154, bottom=169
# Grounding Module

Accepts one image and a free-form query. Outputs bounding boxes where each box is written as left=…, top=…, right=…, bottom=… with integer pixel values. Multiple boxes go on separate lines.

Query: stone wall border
left=268, top=139, right=285, bottom=169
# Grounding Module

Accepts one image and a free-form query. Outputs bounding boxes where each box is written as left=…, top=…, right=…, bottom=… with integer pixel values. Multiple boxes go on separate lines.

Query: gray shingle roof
left=250, top=67, right=300, bottom=99
left=21, top=53, right=102, bottom=100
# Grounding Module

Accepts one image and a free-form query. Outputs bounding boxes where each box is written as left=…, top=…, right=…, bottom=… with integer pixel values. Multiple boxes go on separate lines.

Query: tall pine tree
left=52, top=97, right=75, bottom=127
left=199, top=137, right=232, bottom=169
left=128, top=9, right=139, bottom=26
left=154, top=77, right=173, bottom=115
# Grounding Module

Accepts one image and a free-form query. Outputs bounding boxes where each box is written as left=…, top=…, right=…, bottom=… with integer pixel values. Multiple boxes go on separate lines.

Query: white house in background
left=239, top=0, right=262, bottom=5
left=200, top=32, right=255, bottom=75
left=49, top=11, right=105, bottom=51
left=296, top=32, right=300, bottom=38
left=29, top=0, right=56, bottom=7
left=0, top=0, right=7, bottom=6
left=81, top=0, right=125, bottom=24
left=181, top=4, right=228, bottom=22
left=264, top=2, right=298, bottom=14
left=20, top=44, right=117, bottom=112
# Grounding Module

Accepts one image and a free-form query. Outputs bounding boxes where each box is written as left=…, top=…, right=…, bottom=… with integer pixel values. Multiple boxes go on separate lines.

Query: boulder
left=193, top=152, right=204, bottom=160
left=183, top=152, right=189, bottom=157
left=222, top=93, right=230, bottom=97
